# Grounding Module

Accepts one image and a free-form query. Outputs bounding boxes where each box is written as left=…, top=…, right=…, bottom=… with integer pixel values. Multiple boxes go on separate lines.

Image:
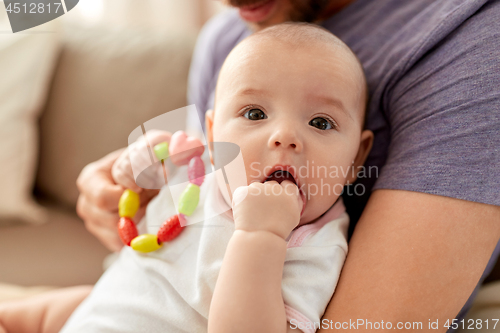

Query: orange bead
left=157, top=214, right=184, bottom=243
left=118, top=217, right=138, bottom=246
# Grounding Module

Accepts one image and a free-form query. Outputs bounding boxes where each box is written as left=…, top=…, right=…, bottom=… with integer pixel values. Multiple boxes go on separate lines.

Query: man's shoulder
left=188, top=8, right=250, bottom=115
left=324, top=0, right=495, bottom=58
left=197, top=8, right=249, bottom=56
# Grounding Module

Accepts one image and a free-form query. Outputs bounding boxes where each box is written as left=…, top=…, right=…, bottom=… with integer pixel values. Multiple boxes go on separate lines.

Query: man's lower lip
left=238, top=0, right=276, bottom=23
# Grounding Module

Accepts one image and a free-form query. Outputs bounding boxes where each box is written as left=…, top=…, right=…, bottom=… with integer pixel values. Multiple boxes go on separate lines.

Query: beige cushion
left=36, top=25, right=194, bottom=207
left=0, top=201, right=110, bottom=287
left=0, top=198, right=109, bottom=287
left=0, top=11, right=60, bottom=225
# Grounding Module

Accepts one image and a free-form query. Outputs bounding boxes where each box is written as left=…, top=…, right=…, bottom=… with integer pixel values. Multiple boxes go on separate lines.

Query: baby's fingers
left=280, top=180, right=303, bottom=213
left=231, top=186, right=249, bottom=208
left=280, top=180, right=300, bottom=199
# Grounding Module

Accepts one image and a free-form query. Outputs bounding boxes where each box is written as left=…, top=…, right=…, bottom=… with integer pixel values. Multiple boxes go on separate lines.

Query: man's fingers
left=134, top=162, right=167, bottom=190
left=76, top=148, right=123, bottom=193
left=144, top=130, right=172, bottom=150
left=135, top=130, right=172, bottom=164
left=77, top=149, right=126, bottom=212
left=78, top=194, right=123, bottom=252
left=87, top=172, right=125, bottom=211
left=111, top=150, right=142, bottom=193
left=95, top=148, right=126, bottom=170
left=81, top=206, right=122, bottom=252
left=77, top=186, right=158, bottom=252
left=91, top=204, right=119, bottom=230
left=78, top=195, right=120, bottom=228
left=84, top=220, right=123, bottom=252
left=139, top=189, right=160, bottom=206
left=133, top=205, right=147, bottom=225
left=124, top=130, right=172, bottom=190
left=113, top=167, right=143, bottom=193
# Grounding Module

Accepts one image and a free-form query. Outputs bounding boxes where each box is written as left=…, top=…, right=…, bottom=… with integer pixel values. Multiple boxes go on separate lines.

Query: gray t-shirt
left=187, top=0, right=500, bottom=326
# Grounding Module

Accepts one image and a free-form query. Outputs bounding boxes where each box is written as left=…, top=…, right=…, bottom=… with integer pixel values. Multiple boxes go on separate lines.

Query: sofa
left=0, top=18, right=195, bottom=290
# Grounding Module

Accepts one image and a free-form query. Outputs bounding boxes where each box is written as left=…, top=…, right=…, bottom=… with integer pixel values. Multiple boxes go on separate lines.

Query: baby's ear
left=347, top=129, right=374, bottom=184
left=205, top=110, right=215, bottom=165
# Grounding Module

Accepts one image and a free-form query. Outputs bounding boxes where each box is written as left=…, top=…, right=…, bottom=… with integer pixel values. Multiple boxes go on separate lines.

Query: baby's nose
left=274, top=141, right=296, bottom=149
left=268, top=127, right=302, bottom=152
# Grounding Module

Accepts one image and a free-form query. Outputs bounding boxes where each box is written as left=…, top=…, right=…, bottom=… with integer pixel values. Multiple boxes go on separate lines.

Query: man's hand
left=76, top=149, right=158, bottom=252
left=111, top=130, right=172, bottom=192
left=76, top=130, right=171, bottom=252
left=232, top=180, right=303, bottom=240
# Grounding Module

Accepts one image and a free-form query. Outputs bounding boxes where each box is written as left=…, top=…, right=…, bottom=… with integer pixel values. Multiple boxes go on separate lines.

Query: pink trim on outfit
left=287, top=197, right=345, bottom=248
left=285, top=304, right=317, bottom=333
left=283, top=198, right=345, bottom=332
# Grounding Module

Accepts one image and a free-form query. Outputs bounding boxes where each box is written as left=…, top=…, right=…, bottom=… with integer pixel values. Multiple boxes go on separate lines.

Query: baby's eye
left=244, top=108, right=267, bottom=120
left=309, top=117, right=335, bottom=130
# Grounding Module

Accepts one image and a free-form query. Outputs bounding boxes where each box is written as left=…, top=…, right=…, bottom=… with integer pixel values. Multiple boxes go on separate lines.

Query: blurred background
left=0, top=0, right=226, bottom=298
left=58, top=0, right=224, bottom=33
left=1, top=1, right=499, bottom=321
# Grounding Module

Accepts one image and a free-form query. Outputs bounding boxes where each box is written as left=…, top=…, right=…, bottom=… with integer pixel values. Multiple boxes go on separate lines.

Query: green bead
left=178, top=183, right=200, bottom=216
left=130, top=234, right=163, bottom=253
left=153, top=142, right=169, bottom=161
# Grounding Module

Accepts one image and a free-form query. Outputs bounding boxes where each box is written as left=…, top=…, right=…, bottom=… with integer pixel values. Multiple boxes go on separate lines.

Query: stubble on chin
left=287, top=0, right=331, bottom=22
left=226, top=0, right=331, bottom=31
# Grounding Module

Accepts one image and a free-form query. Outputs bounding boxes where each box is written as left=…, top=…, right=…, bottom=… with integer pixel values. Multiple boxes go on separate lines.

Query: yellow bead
left=130, top=234, right=163, bottom=253
left=119, top=189, right=140, bottom=218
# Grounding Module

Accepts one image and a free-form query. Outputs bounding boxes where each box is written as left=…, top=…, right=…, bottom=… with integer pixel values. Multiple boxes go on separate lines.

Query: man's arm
left=0, top=285, right=92, bottom=333
left=319, top=189, right=500, bottom=332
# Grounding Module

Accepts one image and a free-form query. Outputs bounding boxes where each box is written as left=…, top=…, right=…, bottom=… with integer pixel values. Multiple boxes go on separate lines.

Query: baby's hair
left=244, top=22, right=369, bottom=128
left=250, top=22, right=347, bottom=49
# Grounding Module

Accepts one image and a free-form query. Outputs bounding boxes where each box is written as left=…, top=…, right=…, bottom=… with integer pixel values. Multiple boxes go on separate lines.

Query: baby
left=0, top=22, right=372, bottom=333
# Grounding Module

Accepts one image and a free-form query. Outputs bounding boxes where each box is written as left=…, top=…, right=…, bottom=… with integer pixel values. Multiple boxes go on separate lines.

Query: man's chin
left=233, top=0, right=283, bottom=31
left=234, top=0, right=331, bottom=31
left=244, top=19, right=275, bottom=32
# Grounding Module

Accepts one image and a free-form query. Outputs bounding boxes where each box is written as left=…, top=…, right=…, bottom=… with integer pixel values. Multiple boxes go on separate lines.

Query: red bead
left=157, top=214, right=184, bottom=243
left=118, top=217, right=138, bottom=246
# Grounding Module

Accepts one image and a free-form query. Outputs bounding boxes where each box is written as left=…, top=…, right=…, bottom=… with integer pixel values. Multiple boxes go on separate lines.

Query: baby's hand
left=232, top=180, right=303, bottom=240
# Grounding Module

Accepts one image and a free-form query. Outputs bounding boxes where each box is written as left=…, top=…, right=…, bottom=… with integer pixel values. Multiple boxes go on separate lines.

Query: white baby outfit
left=61, top=163, right=349, bottom=333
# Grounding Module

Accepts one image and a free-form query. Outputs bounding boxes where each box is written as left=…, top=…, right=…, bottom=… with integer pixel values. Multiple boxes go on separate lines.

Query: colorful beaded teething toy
left=117, top=131, right=205, bottom=253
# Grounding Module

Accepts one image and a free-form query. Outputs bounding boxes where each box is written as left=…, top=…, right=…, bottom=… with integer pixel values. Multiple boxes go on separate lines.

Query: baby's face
left=207, top=38, right=371, bottom=225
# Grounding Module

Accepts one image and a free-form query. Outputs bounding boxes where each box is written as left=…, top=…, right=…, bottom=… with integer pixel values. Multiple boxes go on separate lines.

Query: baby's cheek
left=302, top=177, right=344, bottom=222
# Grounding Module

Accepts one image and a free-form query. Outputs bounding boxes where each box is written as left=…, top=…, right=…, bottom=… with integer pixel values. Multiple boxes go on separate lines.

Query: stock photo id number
left=3, top=0, right=78, bottom=32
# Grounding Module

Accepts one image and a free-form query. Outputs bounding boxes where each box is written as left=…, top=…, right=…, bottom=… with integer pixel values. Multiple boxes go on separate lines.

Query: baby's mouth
left=264, top=170, right=296, bottom=185
left=263, top=170, right=306, bottom=217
